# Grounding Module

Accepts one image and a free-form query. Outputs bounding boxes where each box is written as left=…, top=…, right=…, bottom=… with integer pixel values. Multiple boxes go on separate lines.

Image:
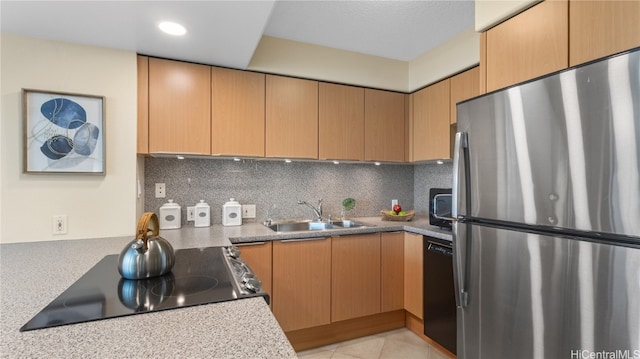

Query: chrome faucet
left=264, top=204, right=276, bottom=226
left=297, top=199, right=323, bottom=221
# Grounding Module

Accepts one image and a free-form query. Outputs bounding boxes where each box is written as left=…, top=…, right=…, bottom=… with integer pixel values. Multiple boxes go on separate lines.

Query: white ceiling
left=1, top=0, right=474, bottom=69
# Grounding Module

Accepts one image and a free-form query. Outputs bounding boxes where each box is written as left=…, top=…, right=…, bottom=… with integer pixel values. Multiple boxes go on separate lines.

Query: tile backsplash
left=414, top=162, right=454, bottom=215
left=144, top=158, right=445, bottom=225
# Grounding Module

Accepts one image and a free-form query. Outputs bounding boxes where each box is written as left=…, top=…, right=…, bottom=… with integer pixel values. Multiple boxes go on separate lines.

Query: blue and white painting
left=24, top=90, right=104, bottom=174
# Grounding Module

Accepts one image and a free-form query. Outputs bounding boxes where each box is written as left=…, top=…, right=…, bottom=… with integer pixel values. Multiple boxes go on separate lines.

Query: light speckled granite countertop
left=0, top=236, right=296, bottom=358
left=0, top=215, right=450, bottom=358
left=160, top=215, right=453, bottom=245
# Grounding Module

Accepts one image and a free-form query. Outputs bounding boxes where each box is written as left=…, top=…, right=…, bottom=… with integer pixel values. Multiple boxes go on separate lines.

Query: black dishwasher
left=423, top=236, right=456, bottom=354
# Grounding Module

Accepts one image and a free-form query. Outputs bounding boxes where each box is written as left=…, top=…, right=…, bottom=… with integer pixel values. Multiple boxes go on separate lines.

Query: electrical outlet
left=52, top=215, right=67, bottom=235
left=392, top=199, right=398, bottom=208
left=187, top=206, right=195, bottom=221
left=242, top=204, right=256, bottom=219
left=155, top=183, right=166, bottom=198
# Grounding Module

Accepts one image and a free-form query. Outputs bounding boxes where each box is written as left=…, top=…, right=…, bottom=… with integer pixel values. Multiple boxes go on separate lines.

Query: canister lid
left=160, top=199, right=181, bottom=208
left=195, top=199, right=209, bottom=208
left=225, top=198, right=240, bottom=205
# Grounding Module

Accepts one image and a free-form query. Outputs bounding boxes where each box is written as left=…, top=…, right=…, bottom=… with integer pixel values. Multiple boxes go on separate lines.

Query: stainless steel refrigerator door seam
left=462, top=216, right=640, bottom=249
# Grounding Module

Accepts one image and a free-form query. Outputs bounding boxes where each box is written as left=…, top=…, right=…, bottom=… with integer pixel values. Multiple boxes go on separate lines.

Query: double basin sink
left=266, top=219, right=372, bottom=233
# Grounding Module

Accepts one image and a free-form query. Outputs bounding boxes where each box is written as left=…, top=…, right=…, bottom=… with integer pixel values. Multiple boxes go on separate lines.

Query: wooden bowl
left=380, top=210, right=415, bottom=221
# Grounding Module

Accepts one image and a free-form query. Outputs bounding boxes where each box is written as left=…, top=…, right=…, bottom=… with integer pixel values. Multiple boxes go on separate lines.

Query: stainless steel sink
left=267, top=221, right=335, bottom=232
left=331, top=220, right=367, bottom=228
left=265, top=219, right=371, bottom=232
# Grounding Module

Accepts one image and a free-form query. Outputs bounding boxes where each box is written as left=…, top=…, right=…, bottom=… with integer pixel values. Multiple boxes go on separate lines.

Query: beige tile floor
left=296, top=328, right=452, bottom=359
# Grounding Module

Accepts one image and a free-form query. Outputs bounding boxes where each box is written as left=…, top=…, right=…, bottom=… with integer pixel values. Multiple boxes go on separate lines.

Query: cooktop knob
left=242, top=273, right=256, bottom=283
left=227, top=246, right=240, bottom=259
left=244, top=278, right=262, bottom=293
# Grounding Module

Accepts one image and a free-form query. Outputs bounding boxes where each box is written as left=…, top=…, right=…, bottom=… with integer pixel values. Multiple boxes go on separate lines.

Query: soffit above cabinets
left=264, top=0, right=474, bottom=62
left=0, top=0, right=474, bottom=70
left=0, top=1, right=277, bottom=69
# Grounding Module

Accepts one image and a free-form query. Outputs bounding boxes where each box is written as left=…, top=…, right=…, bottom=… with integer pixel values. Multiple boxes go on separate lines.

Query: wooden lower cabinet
left=236, top=241, right=272, bottom=307
left=272, top=237, right=331, bottom=332
left=381, top=232, right=404, bottom=312
left=331, top=233, right=381, bottom=322
left=404, top=232, right=423, bottom=319
left=272, top=231, right=436, bottom=352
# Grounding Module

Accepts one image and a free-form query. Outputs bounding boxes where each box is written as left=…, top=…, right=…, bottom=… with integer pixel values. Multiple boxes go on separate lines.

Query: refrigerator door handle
left=452, top=132, right=470, bottom=308
left=451, top=132, right=465, bottom=221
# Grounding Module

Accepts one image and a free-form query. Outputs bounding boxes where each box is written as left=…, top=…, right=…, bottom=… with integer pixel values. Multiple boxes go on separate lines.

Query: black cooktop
left=21, top=247, right=267, bottom=331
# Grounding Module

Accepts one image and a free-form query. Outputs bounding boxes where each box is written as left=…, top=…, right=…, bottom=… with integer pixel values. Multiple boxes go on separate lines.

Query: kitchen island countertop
left=1, top=215, right=448, bottom=357
left=0, top=236, right=296, bottom=358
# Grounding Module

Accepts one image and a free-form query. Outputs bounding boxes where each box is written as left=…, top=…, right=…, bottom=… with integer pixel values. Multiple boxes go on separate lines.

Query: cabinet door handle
left=280, top=237, right=327, bottom=243
left=236, top=241, right=266, bottom=246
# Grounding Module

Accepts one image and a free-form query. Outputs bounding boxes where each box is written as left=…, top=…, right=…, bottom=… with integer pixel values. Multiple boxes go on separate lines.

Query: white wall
left=408, top=27, right=480, bottom=92
left=475, top=0, right=540, bottom=32
left=248, top=33, right=480, bottom=93
left=0, top=33, right=138, bottom=243
left=248, top=36, right=408, bottom=92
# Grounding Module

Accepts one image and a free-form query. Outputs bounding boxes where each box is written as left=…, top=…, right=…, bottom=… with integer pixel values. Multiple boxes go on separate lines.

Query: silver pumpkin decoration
left=118, top=212, right=175, bottom=280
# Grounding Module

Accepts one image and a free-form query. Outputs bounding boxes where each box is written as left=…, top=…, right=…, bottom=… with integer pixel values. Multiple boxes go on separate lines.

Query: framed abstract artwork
left=23, top=89, right=105, bottom=174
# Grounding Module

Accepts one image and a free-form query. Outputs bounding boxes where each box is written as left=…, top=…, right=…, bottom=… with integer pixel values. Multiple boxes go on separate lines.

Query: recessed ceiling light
left=333, top=160, right=340, bottom=165
left=374, top=162, right=381, bottom=166
left=284, top=159, right=292, bottom=163
left=159, top=21, right=186, bottom=36
left=436, top=160, right=444, bottom=165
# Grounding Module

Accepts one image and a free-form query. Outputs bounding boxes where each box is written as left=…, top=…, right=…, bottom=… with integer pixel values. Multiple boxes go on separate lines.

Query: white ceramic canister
left=159, top=199, right=181, bottom=230
left=222, top=198, right=242, bottom=226
left=194, top=200, right=211, bottom=227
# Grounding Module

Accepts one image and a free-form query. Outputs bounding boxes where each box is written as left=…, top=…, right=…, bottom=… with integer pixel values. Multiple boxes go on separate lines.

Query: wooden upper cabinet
left=484, top=0, right=568, bottom=92
left=569, top=0, right=640, bottom=67
left=266, top=75, right=319, bottom=159
left=318, top=83, right=365, bottom=161
left=137, top=55, right=149, bottom=155
left=148, top=58, right=211, bottom=154
left=364, top=89, right=406, bottom=162
left=272, top=238, right=331, bottom=332
left=211, top=68, right=265, bottom=157
left=412, top=79, right=451, bottom=161
left=381, top=232, right=404, bottom=312
left=450, top=67, right=480, bottom=125
left=332, top=233, right=381, bottom=322
left=404, top=95, right=411, bottom=162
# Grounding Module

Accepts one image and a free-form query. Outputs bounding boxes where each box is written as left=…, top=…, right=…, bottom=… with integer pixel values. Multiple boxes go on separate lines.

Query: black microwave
left=429, top=188, right=452, bottom=229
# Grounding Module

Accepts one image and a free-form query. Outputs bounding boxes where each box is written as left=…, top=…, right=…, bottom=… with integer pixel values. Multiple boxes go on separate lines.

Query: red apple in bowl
left=393, top=204, right=402, bottom=214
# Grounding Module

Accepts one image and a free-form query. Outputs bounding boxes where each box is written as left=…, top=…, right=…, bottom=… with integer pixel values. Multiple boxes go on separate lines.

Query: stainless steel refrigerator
left=453, top=48, right=640, bottom=359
